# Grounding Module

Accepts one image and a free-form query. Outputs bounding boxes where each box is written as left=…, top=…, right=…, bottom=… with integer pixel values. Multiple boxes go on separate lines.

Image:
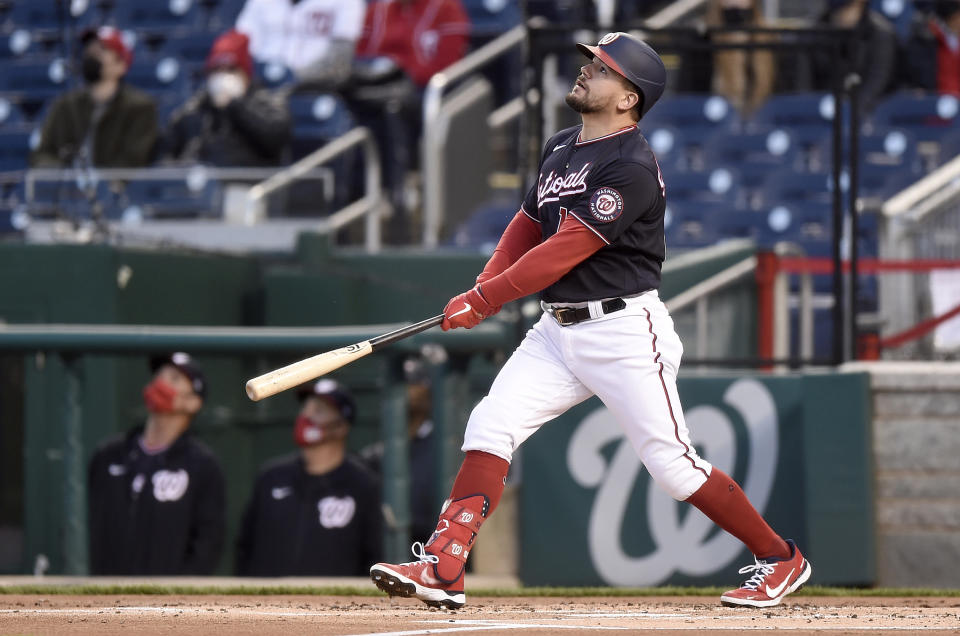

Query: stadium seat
left=0, top=130, right=31, bottom=170
left=644, top=125, right=691, bottom=171
left=0, top=97, right=25, bottom=128
left=112, top=0, right=203, bottom=33
left=161, top=32, right=218, bottom=66
left=448, top=199, right=516, bottom=249
left=663, top=167, right=744, bottom=207
left=120, top=175, right=221, bottom=219
left=703, top=127, right=800, bottom=189
left=124, top=56, right=189, bottom=99
left=758, top=169, right=835, bottom=207
left=748, top=93, right=841, bottom=163
left=9, top=0, right=98, bottom=30
left=288, top=92, right=355, bottom=159
left=756, top=201, right=833, bottom=251
left=254, top=61, right=295, bottom=88
left=0, top=29, right=35, bottom=58
left=871, top=92, right=960, bottom=142
left=643, top=94, right=738, bottom=140
left=869, top=0, right=915, bottom=40
left=0, top=58, right=69, bottom=102
left=461, top=0, right=523, bottom=40
left=857, top=128, right=919, bottom=169
left=664, top=201, right=720, bottom=249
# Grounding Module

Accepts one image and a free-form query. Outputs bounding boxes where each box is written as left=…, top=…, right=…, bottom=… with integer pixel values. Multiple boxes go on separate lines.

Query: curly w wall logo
left=565, top=378, right=778, bottom=586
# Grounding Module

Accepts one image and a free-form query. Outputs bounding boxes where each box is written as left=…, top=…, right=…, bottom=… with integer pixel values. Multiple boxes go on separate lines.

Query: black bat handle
left=369, top=314, right=445, bottom=351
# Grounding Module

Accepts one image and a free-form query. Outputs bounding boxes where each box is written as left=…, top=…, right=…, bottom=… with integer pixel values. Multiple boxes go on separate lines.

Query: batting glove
left=442, top=285, right=494, bottom=331
left=474, top=272, right=503, bottom=316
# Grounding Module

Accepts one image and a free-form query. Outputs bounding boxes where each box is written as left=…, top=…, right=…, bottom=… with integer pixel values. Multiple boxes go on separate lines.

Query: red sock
left=685, top=468, right=790, bottom=560
left=448, top=450, right=510, bottom=514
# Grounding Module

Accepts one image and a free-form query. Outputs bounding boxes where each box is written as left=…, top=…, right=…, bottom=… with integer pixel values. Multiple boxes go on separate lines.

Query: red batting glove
left=442, top=285, right=494, bottom=331
left=475, top=272, right=503, bottom=316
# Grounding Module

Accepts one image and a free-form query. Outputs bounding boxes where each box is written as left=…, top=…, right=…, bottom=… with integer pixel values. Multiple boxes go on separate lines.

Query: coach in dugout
left=87, top=353, right=226, bottom=575
left=31, top=26, right=158, bottom=168
left=236, top=378, right=383, bottom=576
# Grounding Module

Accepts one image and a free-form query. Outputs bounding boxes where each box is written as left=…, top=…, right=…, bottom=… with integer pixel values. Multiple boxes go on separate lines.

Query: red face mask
left=293, top=415, right=326, bottom=447
left=143, top=378, right=178, bottom=414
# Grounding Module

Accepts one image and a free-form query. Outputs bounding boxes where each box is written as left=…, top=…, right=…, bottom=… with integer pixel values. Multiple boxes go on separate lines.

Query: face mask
left=206, top=71, right=246, bottom=108
left=81, top=54, right=103, bottom=84
left=722, top=8, right=752, bottom=25
left=143, top=378, right=177, bottom=414
left=293, top=415, right=325, bottom=447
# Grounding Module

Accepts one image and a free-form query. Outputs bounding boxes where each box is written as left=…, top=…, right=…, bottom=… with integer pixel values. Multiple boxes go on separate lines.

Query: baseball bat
left=245, top=314, right=444, bottom=401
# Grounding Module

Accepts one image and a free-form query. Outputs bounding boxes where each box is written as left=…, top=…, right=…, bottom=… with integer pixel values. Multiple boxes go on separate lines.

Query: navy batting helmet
left=576, top=32, right=666, bottom=117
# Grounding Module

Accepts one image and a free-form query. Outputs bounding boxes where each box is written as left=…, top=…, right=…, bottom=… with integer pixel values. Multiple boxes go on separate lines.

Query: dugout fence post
left=846, top=70, right=861, bottom=363
left=61, top=354, right=88, bottom=576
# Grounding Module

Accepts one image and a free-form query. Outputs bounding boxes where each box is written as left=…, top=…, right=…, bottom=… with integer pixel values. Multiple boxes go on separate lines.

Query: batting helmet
left=576, top=32, right=666, bottom=117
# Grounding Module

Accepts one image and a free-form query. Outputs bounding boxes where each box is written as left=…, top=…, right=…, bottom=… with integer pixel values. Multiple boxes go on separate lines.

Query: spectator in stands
left=88, top=353, right=226, bottom=575
left=902, top=0, right=960, bottom=95
left=360, top=356, right=438, bottom=543
left=235, top=0, right=365, bottom=87
left=706, top=0, right=776, bottom=117
left=804, top=0, right=898, bottom=113
left=31, top=27, right=157, bottom=168
left=165, top=30, right=291, bottom=166
left=236, top=378, right=383, bottom=576
left=349, top=0, right=471, bottom=242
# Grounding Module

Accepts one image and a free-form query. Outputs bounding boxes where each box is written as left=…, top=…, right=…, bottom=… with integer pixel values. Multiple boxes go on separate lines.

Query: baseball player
left=370, top=32, right=812, bottom=609
left=87, top=353, right=225, bottom=575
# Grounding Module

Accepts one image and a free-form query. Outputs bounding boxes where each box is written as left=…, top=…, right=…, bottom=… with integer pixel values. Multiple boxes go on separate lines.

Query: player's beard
left=565, top=87, right=605, bottom=114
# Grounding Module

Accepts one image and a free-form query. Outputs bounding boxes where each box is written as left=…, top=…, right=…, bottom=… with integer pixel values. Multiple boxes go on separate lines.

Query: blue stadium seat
left=663, top=166, right=743, bottom=206
left=9, top=0, right=98, bottom=30
left=643, top=94, right=738, bottom=139
left=871, top=92, right=960, bottom=142
left=0, top=130, right=31, bottom=170
left=254, top=61, right=296, bottom=88
left=857, top=127, right=919, bottom=169
left=644, top=125, right=691, bottom=171
left=448, top=200, right=516, bottom=249
left=0, top=58, right=70, bottom=101
left=757, top=201, right=832, bottom=251
left=664, top=201, right=719, bottom=249
left=857, top=163, right=921, bottom=199
left=0, top=29, right=35, bottom=58
left=748, top=92, right=841, bottom=161
left=288, top=92, right=355, bottom=159
left=161, top=32, right=218, bottom=65
left=0, top=97, right=25, bottom=128
left=204, top=0, right=247, bottom=32
left=461, top=0, right=523, bottom=39
left=120, top=176, right=221, bottom=219
left=112, top=0, right=203, bottom=33
left=703, top=127, right=800, bottom=189
left=869, top=0, right=915, bottom=40
left=124, top=56, right=189, bottom=99
left=758, top=169, right=835, bottom=207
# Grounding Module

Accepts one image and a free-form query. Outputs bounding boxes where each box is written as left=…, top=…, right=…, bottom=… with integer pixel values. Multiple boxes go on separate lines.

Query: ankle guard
left=425, top=494, right=489, bottom=581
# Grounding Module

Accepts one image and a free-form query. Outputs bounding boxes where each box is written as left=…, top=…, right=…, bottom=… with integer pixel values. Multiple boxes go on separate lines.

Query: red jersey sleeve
left=479, top=213, right=606, bottom=306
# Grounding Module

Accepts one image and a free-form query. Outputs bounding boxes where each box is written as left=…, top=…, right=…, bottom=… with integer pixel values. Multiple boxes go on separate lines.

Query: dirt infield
left=1, top=594, right=958, bottom=635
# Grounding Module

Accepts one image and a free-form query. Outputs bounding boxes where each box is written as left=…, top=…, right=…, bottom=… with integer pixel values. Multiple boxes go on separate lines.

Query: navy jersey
left=522, top=124, right=666, bottom=303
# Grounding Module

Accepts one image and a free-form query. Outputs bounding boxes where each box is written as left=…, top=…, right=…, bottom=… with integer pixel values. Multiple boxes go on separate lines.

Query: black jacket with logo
left=236, top=453, right=383, bottom=576
left=87, top=425, right=226, bottom=575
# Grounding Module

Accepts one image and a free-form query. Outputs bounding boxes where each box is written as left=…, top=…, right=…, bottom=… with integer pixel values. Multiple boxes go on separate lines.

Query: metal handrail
left=245, top=126, right=382, bottom=250
left=422, top=25, right=526, bottom=247
left=22, top=166, right=331, bottom=202
left=883, top=153, right=960, bottom=219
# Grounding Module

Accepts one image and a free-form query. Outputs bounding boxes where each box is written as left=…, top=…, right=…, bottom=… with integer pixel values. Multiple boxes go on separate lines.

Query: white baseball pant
left=462, top=289, right=712, bottom=501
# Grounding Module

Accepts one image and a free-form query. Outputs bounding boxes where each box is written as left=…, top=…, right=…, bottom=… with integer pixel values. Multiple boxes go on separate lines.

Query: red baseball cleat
left=720, top=539, right=812, bottom=608
left=370, top=542, right=465, bottom=609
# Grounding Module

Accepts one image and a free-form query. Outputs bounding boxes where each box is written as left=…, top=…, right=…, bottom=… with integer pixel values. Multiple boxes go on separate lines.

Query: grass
left=0, top=584, right=958, bottom=597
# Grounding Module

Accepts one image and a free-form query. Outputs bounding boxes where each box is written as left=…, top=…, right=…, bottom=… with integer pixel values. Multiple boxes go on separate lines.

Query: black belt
left=551, top=298, right=626, bottom=327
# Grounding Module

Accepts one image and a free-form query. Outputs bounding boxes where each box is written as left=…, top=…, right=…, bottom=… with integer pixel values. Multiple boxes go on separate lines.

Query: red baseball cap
left=205, top=29, right=253, bottom=78
left=81, top=26, right=133, bottom=67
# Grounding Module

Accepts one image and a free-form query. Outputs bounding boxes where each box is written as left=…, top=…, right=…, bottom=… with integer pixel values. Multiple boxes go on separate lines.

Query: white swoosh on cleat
left=448, top=304, right=473, bottom=319
left=765, top=568, right=794, bottom=598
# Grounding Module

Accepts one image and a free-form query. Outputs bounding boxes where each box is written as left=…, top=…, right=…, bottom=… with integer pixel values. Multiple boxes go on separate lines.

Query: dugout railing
left=0, top=320, right=514, bottom=575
